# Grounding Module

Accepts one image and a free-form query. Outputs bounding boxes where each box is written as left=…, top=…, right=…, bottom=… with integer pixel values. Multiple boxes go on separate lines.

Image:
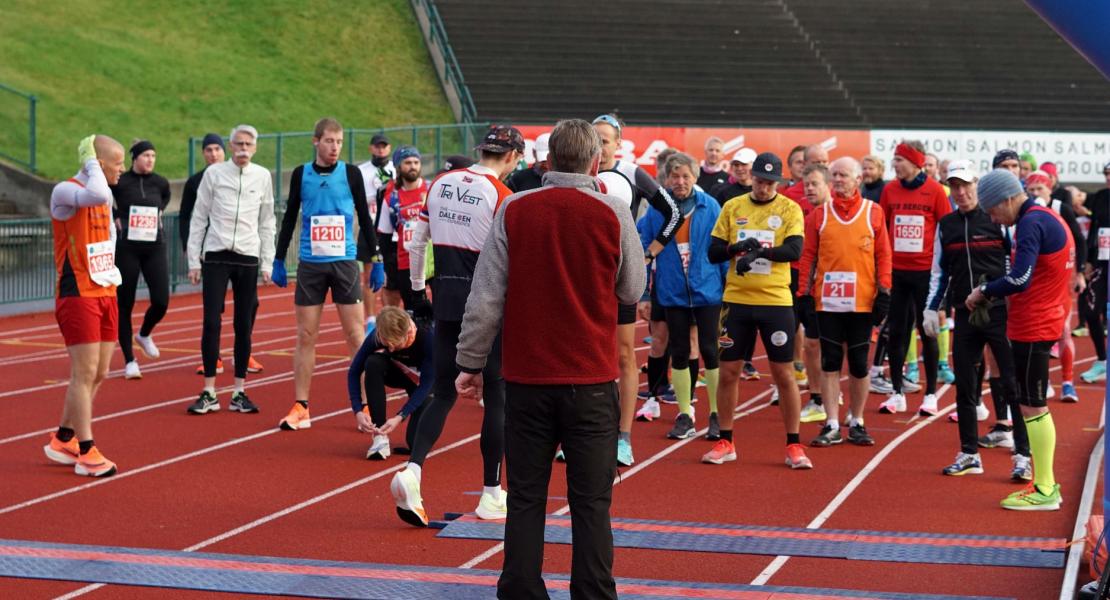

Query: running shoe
left=1011, top=454, right=1033, bottom=481
left=74, top=446, right=117, bottom=477
left=279, top=403, right=311, bottom=430
left=196, top=358, right=224, bottom=375
left=1050, top=342, right=1060, bottom=359
left=918, top=393, right=939, bottom=417
left=390, top=469, right=428, bottom=527
left=938, top=361, right=955, bottom=385
left=811, top=425, right=843, bottom=447
left=878, top=393, right=906, bottom=414
left=1045, top=383, right=1055, bottom=400
left=654, top=385, right=679, bottom=405
left=701, top=439, right=737, bottom=464
left=942, top=452, right=983, bottom=476
left=705, top=412, right=721, bottom=441
left=742, top=362, right=760, bottom=381
left=366, top=434, right=391, bottom=460
left=948, top=402, right=991, bottom=423
left=978, top=424, right=1014, bottom=449
left=617, top=438, right=634, bottom=467
left=123, top=360, right=142, bottom=380
left=134, top=334, right=160, bottom=359
left=1081, top=360, right=1107, bottom=383
left=799, top=400, right=827, bottom=423
left=1072, top=326, right=1089, bottom=337
left=1001, top=483, right=1061, bottom=511
left=904, top=362, right=920, bottom=384
left=1062, top=382, right=1078, bottom=403
left=229, top=391, right=259, bottom=413
left=901, top=377, right=922, bottom=393
left=187, top=390, right=220, bottom=415
left=667, top=413, right=696, bottom=439
left=847, top=424, right=875, bottom=446
left=475, top=488, right=508, bottom=520
left=869, top=373, right=894, bottom=395
left=246, top=355, right=264, bottom=374
left=785, top=443, right=813, bottom=469
left=635, top=398, right=661, bottom=422
left=769, top=385, right=780, bottom=406
left=43, top=433, right=79, bottom=465
left=643, top=336, right=652, bottom=344
left=793, top=362, right=808, bottom=387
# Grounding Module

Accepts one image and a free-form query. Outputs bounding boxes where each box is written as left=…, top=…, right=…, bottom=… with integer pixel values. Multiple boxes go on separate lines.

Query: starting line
left=0, top=538, right=1014, bottom=600
left=433, top=514, right=1066, bottom=569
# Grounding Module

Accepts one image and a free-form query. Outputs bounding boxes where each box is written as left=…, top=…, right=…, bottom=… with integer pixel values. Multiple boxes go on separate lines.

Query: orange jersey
left=798, top=193, right=892, bottom=312
left=53, top=179, right=116, bottom=298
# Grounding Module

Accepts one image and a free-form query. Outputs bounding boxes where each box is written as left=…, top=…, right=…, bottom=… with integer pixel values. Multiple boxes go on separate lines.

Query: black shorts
left=383, top=253, right=402, bottom=291
left=816, top=311, right=872, bottom=377
left=719, top=302, right=796, bottom=363
left=617, top=302, right=637, bottom=326
left=295, top=260, right=363, bottom=306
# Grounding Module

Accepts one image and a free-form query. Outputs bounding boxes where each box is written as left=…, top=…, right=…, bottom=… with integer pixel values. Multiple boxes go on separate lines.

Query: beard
left=400, top=168, right=420, bottom=183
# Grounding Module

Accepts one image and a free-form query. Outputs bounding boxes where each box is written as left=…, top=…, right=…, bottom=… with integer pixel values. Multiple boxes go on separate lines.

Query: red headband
left=894, top=143, right=925, bottom=168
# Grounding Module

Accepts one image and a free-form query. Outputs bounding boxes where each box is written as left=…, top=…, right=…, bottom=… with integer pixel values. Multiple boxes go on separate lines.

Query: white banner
left=871, top=129, right=1110, bottom=184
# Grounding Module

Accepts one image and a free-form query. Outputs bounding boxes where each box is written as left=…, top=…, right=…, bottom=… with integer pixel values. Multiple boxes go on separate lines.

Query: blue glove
left=272, top=259, right=287, bottom=288
left=369, top=262, right=385, bottom=292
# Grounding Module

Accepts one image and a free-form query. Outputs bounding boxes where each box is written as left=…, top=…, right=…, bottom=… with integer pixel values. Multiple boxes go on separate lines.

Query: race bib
left=1099, top=227, right=1110, bottom=261
left=127, top=205, right=159, bottom=242
left=86, top=240, right=121, bottom=287
left=677, top=242, right=691, bottom=272
left=893, top=214, right=925, bottom=253
left=401, top=219, right=417, bottom=251
left=821, top=271, right=857, bottom=312
left=738, top=229, right=775, bottom=275
left=310, top=215, right=346, bottom=257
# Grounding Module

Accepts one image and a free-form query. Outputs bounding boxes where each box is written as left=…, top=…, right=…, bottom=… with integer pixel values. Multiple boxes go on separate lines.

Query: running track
left=0, top=289, right=1102, bottom=599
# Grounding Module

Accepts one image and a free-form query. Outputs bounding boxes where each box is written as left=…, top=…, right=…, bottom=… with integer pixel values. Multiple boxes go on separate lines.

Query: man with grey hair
left=697, top=135, right=728, bottom=191
left=455, top=118, right=645, bottom=599
left=186, top=124, right=276, bottom=415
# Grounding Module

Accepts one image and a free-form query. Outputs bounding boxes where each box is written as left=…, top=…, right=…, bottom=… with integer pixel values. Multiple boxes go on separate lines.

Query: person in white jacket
left=185, top=124, right=276, bottom=415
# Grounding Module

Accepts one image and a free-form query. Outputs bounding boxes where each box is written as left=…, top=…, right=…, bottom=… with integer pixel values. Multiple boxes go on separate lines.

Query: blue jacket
left=638, top=190, right=726, bottom=307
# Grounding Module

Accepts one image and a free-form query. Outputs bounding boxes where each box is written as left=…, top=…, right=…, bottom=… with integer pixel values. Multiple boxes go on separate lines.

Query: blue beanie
left=392, top=145, right=420, bottom=165
left=978, top=169, right=1024, bottom=209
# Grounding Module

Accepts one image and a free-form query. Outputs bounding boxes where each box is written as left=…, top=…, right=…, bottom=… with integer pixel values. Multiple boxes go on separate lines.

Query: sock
left=787, top=433, right=800, bottom=445
left=688, top=357, right=700, bottom=398
left=647, top=355, right=668, bottom=395
left=233, top=378, right=245, bottom=394
left=204, top=385, right=216, bottom=395
left=619, top=430, right=631, bottom=443
left=56, top=427, right=75, bottom=442
left=870, top=365, right=883, bottom=377
left=938, top=327, right=950, bottom=364
left=1025, top=411, right=1057, bottom=492
left=906, top=330, right=918, bottom=366
left=811, top=393, right=823, bottom=406
left=78, top=440, right=94, bottom=455
left=849, top=416, right=863, bottom=428
left=721, top=429, right=733, bottom=442
left=825, top=419, right=840, bottom=431
left=297, top=400, right=309, bottom=408
left=672, top=367, right=693, bottom=417
left=483, top=485, right=501, bottom=497
left=406, top=462, right=422, bottom=481
left=705, top=368, right=719, bottom=413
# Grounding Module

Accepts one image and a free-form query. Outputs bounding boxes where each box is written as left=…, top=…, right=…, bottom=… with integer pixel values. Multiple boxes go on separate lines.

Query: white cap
left=945, top=159, right=978, bottom=183
left=730, top=147, right=757, bottom=164
left=534, top=133, right=551, bottom=162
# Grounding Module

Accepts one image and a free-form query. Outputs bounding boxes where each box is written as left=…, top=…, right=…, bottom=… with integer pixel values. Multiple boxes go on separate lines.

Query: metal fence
left=0, top=83, right=36, bottom=172
left=410, top=0, right=478, bottom=124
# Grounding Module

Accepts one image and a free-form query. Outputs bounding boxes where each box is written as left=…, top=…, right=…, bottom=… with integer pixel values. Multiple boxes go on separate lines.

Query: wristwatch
left=978, top=283, right=991, bottom=298
left=644, top=249, right=655, bottom=261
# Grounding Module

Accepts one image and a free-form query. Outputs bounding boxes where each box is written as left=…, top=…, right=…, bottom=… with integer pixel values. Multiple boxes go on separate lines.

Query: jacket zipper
left=231, top=168, right=242, bottom=253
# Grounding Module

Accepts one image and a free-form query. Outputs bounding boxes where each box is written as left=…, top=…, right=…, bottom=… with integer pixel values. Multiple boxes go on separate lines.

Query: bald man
left=44, top=135, right=127, bottom=477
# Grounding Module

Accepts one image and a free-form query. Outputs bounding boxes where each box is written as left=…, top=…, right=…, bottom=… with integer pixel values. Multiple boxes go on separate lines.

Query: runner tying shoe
left=798, top=158, right=891, bottom=449
left=925, top=160, right=1025, bottom=478
left=349, top=307, right=431, bottom=463
left=186, top=124, right=275, bottom=415
left=46, top=134, right=126, bottom=477
left=878, top=141, right=951, bottom=416
left=704, top=152, right=810, bottom=469
left=639, top=152, right=725, bottom=441
left=390, top=125, right=523, bottom=527
left=966, top=169, right=1073, bottom=510
left=110, top=140, right=171, bottom=380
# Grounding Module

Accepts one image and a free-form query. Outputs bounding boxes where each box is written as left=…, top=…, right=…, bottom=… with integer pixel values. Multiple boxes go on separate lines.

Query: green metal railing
left=0, top=83, right=37, bottom=172
left=411, top=0, right=478, bottom=124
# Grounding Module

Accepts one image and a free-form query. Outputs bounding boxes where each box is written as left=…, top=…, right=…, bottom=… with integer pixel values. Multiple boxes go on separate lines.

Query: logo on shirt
left=462, top=176, right=473, bottom=184
left=767, top=215, right=783, bottom=230
left=736, top=217, right=748, bottom=226
left=319, top=181, right=330, bottom=189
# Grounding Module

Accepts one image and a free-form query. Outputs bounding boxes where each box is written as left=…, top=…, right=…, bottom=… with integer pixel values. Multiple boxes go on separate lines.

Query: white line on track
left=1058, top=408, right=1106, bottom=600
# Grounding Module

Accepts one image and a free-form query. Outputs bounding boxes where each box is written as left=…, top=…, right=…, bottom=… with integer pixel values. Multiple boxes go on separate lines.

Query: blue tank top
left=299, top=161, right=356, bottom=263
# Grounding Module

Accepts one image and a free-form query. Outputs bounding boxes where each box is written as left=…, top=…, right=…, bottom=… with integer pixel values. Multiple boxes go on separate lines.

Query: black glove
left=408, top=291, right=434, bottom=323
left=728, top=237, right=763, bottom=257
left=735, top=249, right=761, bottom=275
left=798, top=294, right=816, bottom=321
left=870, top=291, right=890, bottom=326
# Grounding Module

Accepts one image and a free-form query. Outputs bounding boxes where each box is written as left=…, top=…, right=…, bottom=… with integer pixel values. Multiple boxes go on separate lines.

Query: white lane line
left=1058, top=423, right=1106, bottom=600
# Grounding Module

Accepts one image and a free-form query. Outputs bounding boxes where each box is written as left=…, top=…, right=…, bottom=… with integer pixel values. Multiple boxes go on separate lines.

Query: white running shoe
left=124, top=360, right=142, bottom=380
left=1045, top=384, right=1056, bottom=400
left=977, top=402, right=990, bottom=421
left=918, top=394, right=939, bottom=416
left=366, top=434, right=391, bottom=460
left=878, top=393, right=906, bottom=414
left=635, top=398, right=661, bottom=422
left=390, top=469, right=428, bottom=527
left=475, top=488, right=508, bottom=520
left=799, top=400, right=827, bottom=423
left=134, top=334, right=160, bottom=359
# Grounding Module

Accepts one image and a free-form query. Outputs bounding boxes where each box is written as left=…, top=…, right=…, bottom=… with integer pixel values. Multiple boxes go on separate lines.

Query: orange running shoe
left=279, top=403, right=311, bottom=431
left=195, top=358, right=225, bottom=375
left=43, top=433, right=79, bottom=465
left=785, top=443, right=814, bottom=469
left=701, top=439, right=737, bottom=465
left=75, top=446, right=117, bottom=477
left=246, top=356, right=264, bottom=373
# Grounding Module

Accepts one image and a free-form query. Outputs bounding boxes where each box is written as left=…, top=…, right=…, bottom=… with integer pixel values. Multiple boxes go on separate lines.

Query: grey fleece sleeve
left=455, top=199, right=511, bottom=373
left=612, top=197, right=648, bottom=304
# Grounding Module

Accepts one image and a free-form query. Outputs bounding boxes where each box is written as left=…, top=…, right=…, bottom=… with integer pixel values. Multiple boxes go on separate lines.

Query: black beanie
left=130, top=140, right=155, bottom=161
left=201, top=133, right=224, bottom=150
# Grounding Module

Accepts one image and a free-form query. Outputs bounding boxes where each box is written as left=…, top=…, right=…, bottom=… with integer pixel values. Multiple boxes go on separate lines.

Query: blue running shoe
left=1081, top=361, right=1106, bottom=384
left=904, top=362, right=920, bottom=384
left=1062, top=382, right=1078, bottom=403
left=938, top=361, right=955, bottom=385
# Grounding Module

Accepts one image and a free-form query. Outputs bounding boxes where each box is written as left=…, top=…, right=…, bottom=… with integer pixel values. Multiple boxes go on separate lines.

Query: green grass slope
left=0, top=0, right=453, bottom=179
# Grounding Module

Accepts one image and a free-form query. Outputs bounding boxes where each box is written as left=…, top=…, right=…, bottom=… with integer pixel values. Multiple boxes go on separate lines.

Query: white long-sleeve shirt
left=187, top=160, right=276, bottom=273
left=51, top=159, right=113, bottom=223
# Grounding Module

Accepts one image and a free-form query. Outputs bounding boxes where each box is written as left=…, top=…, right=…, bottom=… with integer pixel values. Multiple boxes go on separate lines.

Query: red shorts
left=55, top=296, right=118, bottom=346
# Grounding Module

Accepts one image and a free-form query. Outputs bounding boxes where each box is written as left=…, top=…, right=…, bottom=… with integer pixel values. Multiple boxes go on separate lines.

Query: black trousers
left=116, top=240, right=170, bottom=363
left=952, top=306, right=1026, bottom=455
left=1012, top=340, right=1053, bottom=410
left=499, top=381, right=619, bottom=600
left=888, top=269, right=939, bottom=394
left=201, top=261, right=258, bottom=379
left=362, top=353, right=426, bottom=449
left=662, top=305, right=721, bottom=370
left=1082, top=265, right=1107, bottom=361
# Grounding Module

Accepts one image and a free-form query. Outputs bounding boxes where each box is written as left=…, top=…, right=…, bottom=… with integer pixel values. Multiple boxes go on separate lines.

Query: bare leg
left=294, top=304, right=324, bottom=401
left=770, top=361, right=800, bottom=435
left=716, top=360, right=742, bottom=432
left=336, top=303, right=367, bottom=355
left=618, top=324, right=637, bottom=433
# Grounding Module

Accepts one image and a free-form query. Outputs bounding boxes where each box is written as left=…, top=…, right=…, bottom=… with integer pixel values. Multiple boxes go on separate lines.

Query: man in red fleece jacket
left=455, top=118, right=646, bottom=600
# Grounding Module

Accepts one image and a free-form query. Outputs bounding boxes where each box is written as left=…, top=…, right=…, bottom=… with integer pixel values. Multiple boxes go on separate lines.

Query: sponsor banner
left=871, top=129, right=1110, bottom=183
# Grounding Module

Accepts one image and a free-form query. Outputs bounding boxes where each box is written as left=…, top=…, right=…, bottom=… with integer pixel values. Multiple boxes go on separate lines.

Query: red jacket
left=879, top=175, right=951, bottom=271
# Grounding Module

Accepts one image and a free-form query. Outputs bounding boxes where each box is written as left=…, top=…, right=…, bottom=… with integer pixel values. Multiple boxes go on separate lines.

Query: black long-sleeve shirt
left=179, top=167, right=207, bottom=253
left=111, top=169, right=171, bottom=244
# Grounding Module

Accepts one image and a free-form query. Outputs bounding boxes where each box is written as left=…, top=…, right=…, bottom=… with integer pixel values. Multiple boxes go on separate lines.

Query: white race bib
left=677, top=242, right=691, bottom=272
left=86, top=240, right=121, bottom=287
left=893, top=214, right=925, bottom=253
left=1098, top=227, right=1110, bottom=261
left=127, top=205, right=159, bottom=242
left=401, top=219, right=417, bottom=251
left=310, top=215, right=346, bottom=257
left=821, top=271, right=857, bottom=312
left=738, top=229, right=775, bottom=275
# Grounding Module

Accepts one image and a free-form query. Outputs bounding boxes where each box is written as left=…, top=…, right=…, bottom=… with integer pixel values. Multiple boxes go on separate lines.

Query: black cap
left=130, top=140, right=155, bottom=161
left=370, top=133, right=390, bottom=146
left=443, top=155, right=475, bottom=172
left=751, top=152, right=784, bottom=182
left=475, top=125, right=525, bottom=154
left=992, top=149, right=1020, bottom=168
left=201, top=133, right=224, bottom=150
